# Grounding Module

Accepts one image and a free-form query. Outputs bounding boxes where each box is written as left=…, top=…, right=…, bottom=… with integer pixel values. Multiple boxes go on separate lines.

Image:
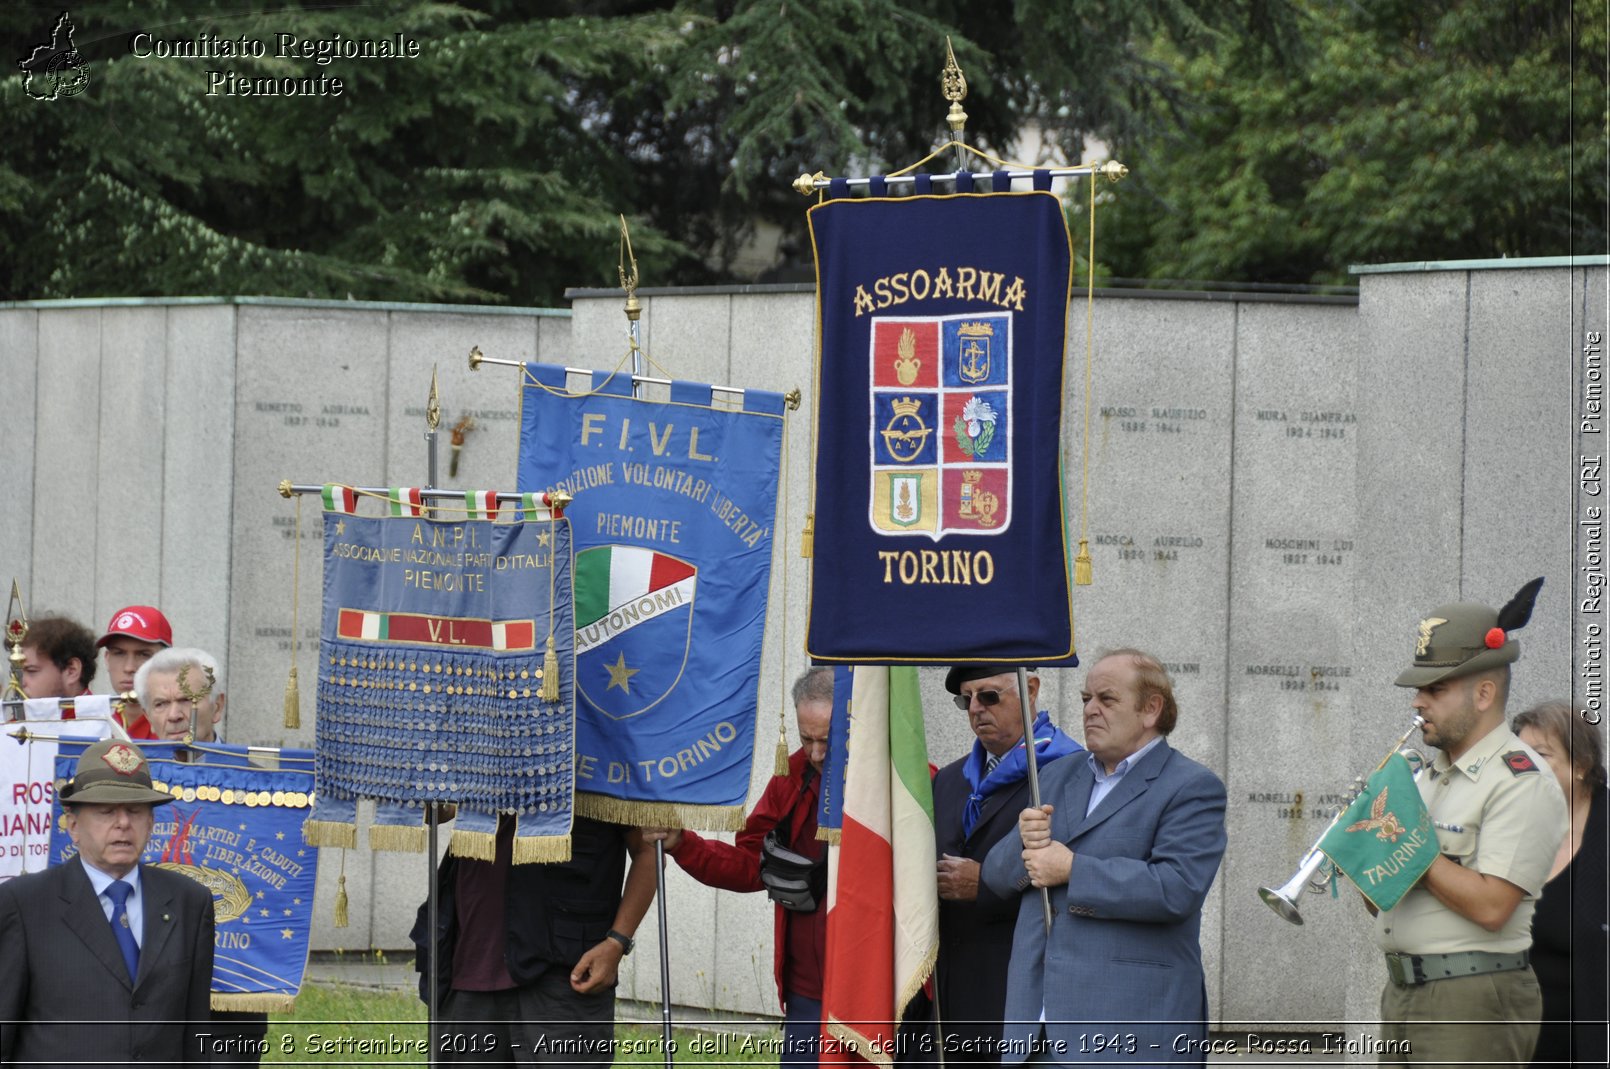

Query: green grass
left=260, top=983, right=782, bottom=1066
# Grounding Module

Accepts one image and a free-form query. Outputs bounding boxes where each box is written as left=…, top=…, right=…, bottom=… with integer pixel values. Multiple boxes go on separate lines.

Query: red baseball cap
left=96, top=605, right=173, bottom=648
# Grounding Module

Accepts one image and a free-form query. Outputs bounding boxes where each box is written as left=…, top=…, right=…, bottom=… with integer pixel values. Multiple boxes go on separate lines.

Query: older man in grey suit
left=0, top=739, right=215, bottom=1065
left=982, top=649, right=1227, bottom=1066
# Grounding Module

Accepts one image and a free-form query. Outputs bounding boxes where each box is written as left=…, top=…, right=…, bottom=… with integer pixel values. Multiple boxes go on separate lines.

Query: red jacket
left=665, top=748, right=823, bottom=1008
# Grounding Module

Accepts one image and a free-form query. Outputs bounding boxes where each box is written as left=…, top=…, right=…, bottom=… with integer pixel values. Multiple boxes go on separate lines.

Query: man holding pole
left=982, top=648, right=1226, bottom=1064
left=929, top=665, right=1080, bottom=1064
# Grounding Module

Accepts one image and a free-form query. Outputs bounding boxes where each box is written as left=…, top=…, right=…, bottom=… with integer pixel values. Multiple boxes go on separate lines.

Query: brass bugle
left=1258, top=715, right=1426, bottom=925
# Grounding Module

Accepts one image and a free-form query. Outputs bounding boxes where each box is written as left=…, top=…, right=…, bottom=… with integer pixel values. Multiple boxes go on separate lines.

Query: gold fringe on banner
left=574, top=792, right=745, bottom=832
left=801, top=514, right=815, bottom=558
left=448, top=830, right=498, bottom=862
left=774, top=731, right=790, bottom=777
left=283, top=665, right=301, bottom=729
left=333, top=867, right=349, bottom=929
left=512, top=834, right=573, bottom=865
left=212, top=992, right=295, bottom=1014
left=368, top=823, right=427, bottom=853
left=302, top=820, right=357, bottom=850
left=815, top=826, right=842, bottom=845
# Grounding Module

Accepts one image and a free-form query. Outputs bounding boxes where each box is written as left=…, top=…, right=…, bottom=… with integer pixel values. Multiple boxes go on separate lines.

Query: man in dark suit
left=0, top=738, right=215, bottom=1066
left=982, top=649, right=1227, bottom=1066
left=929, top=665, right=1080, bottom=1065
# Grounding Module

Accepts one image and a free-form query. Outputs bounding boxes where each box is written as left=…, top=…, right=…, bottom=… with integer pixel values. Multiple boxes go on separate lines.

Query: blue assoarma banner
left=519, top=367, right=785, bottom=827
left=50, top=740, right=317, bottom=1011
left=806, top=191, right=1078, bottom=665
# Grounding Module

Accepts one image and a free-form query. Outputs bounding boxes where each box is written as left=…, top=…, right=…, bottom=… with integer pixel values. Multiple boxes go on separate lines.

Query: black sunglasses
left=954, top=689, right=1006, bottom=711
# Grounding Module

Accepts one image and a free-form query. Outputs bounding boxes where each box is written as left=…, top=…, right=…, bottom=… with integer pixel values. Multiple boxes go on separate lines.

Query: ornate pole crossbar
left=468, top=349, right=802, bottom=411
left=792, top=161, right=1128, bottom=196
left=275, top=482, right=572, bottom=512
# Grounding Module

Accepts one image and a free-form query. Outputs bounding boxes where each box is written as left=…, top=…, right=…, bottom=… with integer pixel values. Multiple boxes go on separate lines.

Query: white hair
left=134, top=646, right=224, bottom=708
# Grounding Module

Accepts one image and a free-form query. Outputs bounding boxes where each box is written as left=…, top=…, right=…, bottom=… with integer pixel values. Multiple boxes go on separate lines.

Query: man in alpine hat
left=1372, top=578, right=1567, bottom=1065
left=0, top=738, right=215, bottom=1064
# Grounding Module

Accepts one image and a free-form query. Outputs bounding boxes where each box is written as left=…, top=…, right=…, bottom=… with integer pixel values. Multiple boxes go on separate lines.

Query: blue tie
left=105, top=879, right=140, bottom=983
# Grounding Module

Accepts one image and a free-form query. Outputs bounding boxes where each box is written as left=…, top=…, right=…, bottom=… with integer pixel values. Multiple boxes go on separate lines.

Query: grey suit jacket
left=981, top=740, right=1227, bottom=1066
left=0, top=859, right=215, bottom=1066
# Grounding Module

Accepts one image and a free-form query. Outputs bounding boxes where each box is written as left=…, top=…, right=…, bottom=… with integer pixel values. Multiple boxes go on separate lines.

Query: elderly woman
left=1512, top=700, right=1608, bottom=1068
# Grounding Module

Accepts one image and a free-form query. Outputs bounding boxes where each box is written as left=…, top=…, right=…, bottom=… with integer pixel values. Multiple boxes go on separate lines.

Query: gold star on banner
left=281, top=929, right=294, bottom=940
left=538, top=530, right=551, bottom=547
left=293, top=898, right=302, bottom=905
left=256, top=890, right=266, bottom=900
left=238, top=824, right=247, bottom=831
left=283, top=908, right=293, bottom=916
left=276, top=832, right=285, bottom=840
left=335, top=520, right=345, bottom=536
left=260, top=908, right=270, bottom=918
left=604, top=652, right=639, bottom=694
left=296, top=850, right=305, bottom=857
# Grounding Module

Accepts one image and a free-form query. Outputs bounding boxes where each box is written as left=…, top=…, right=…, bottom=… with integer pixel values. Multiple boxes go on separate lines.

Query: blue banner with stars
left=49, top=740, right=318, bottom=1012
left=519, top=366, right=786, bottom=829
left=806, top=191, right=1078, bottom=665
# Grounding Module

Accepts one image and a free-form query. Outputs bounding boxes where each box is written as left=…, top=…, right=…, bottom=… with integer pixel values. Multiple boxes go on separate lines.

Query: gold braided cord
left=885, top=139, right=1047, bottom=179
left=1077, top=173, right=1098, bottom=585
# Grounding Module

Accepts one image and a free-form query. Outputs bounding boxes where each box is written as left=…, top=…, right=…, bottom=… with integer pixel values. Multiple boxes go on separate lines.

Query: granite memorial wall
left=0, top=259, right=1601, bottom=1039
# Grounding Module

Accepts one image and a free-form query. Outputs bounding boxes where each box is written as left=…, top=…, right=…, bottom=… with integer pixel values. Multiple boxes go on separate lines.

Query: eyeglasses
left=954, top=689, right=1006, bottom=711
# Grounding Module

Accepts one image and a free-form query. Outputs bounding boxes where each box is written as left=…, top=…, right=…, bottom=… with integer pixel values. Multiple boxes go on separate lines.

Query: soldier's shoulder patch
left=1502, top=750, right=1540, bottom=775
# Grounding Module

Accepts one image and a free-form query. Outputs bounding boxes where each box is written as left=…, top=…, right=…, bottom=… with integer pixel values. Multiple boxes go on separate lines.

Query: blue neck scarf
left=961, top=710, right=1082, bottom=837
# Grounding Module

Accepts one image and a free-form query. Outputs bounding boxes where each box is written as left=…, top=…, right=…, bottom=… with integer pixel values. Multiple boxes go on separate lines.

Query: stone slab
left=1221, top=300, right=1362, bottom=1024
left=159, top=305, right=236, bottom=659
left=0, top=310, right=39, bottom=605
left=32, top=309, right=104, bottom=617
left=94, top=308, right=167, bottom=631
left=227, top=306, right=390, bottom=749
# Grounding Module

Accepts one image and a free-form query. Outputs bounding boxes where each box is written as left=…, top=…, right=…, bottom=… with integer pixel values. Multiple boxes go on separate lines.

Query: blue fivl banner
left=519, top=366, right=786, bottom=828
left=815, top=665, right=854, bottom=843
left=307, top=497, right=575, bottom=863
left=806, top=191, right=1078, bottom=664
left=50, top=740, right=318, bottom=1012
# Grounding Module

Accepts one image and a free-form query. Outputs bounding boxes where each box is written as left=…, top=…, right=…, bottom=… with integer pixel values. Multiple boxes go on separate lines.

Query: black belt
left=1384, top=950, right=1529, bottom=986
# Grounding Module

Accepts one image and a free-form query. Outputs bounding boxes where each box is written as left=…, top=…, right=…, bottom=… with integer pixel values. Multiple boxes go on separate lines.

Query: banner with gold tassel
left=305, top=489, right=575, bottom=863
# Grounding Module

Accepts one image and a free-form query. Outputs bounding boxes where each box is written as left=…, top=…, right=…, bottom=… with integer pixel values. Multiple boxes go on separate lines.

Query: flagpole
left=423, top=368, right=442, bottom=1069
left=1016, top=667, right=1054, bottom=933
left=621, top=217, right=677, bottom=1069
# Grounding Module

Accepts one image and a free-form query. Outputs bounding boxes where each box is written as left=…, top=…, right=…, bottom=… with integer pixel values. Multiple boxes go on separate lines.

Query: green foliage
left=2, top=0, right=1591, bottom=301
left=1099, top=0, right=1605, bottom=284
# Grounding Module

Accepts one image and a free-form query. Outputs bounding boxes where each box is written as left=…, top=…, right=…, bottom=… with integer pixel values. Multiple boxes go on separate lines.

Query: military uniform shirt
left=1375, top=723, right=1566, bottom=955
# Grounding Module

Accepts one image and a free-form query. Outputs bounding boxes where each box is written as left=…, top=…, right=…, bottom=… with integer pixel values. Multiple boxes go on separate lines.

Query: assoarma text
left=853, top=266, right=1027, bottom=317
left=878, top=549, right=995, bottom=586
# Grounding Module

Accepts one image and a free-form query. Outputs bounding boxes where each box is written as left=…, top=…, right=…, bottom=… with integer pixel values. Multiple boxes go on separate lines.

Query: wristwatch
left=606, top=929, right=634, bottom=955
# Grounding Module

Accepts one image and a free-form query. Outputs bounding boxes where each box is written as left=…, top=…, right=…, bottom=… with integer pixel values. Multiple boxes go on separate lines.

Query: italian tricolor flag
left=574, top=546, right=697, bottom=629
left=321, top=484, right=358, bottom=513
left=821, top=665, right=937, bottom=1066
left=389, top=487, right=424, bottom=517
left=464, top=490, right=500, bottom=520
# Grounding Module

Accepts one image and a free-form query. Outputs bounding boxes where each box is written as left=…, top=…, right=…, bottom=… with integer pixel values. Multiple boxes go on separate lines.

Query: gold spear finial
left=426, top=364, right=442, bottom=432
left=619, top=214, right=642, bottom=324
left=175, top=662, right=216, bottom=747
left=4, top=580, right=28, bottom=702
left=942, top=37, right=968, bottom=136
